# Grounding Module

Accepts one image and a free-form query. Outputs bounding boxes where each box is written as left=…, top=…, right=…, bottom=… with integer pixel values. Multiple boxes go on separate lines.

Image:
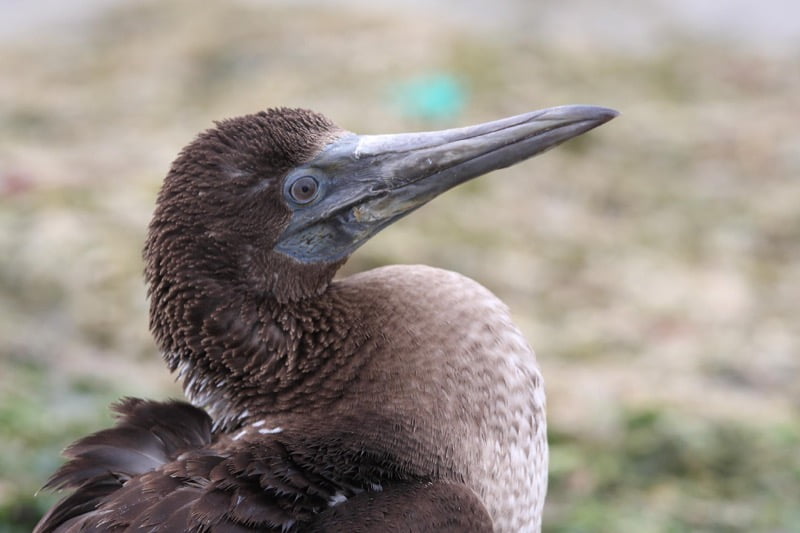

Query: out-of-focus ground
left=1, top=1, right=799, bottom=531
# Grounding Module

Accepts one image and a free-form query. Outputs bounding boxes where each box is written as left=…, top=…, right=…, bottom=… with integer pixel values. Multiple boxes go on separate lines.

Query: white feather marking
left=328, top=492, right=348, bottom=507
left=258, top=426, right=283, bottom=434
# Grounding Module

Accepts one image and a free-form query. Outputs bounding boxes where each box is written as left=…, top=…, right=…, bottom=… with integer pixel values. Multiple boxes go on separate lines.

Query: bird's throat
left=161, top=279, right=371, bottom=430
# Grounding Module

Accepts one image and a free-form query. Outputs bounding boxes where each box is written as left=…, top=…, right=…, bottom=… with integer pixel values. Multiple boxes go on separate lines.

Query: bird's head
left=145, top=105, right=617, bottom=304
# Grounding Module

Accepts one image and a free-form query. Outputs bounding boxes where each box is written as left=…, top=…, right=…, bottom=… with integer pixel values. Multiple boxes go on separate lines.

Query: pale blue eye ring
left=288, top=175, right=319, bottom=204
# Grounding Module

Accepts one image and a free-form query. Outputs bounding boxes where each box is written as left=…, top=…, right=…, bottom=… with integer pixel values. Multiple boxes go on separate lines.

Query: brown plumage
left=36, top=106, right=616, bottom=532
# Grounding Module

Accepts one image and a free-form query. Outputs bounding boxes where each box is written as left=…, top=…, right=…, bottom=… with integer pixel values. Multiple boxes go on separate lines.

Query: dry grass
left=1, top=1, right=798, bottom=531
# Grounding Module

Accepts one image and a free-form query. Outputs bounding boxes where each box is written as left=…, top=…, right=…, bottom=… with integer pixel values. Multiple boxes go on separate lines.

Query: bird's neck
left=151, top=275, right=369, bottom=430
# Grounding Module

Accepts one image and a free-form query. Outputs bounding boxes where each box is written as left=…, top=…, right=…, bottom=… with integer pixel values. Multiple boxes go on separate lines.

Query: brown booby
left=35, top=105, right=616, bottom=532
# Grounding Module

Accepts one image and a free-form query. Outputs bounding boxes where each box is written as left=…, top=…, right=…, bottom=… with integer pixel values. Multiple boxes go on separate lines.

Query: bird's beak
left=276, top=105, right=618, bottom=263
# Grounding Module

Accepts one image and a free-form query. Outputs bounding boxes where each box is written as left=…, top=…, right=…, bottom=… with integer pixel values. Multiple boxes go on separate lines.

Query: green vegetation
left=1, top=1, right=798, bottom=531
left=547, top=410, right=800, bottom=531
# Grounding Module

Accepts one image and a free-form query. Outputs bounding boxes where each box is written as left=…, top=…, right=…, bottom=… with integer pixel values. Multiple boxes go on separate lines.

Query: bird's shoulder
left=339, top=264, right=511, bottom=316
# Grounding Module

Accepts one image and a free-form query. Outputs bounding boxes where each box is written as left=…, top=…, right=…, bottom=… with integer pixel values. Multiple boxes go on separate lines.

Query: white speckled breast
left=344, top=265, right=548, bottom=532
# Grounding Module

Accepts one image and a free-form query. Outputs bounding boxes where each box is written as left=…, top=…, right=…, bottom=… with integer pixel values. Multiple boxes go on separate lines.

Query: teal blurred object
left=390, top=74, right=467, bottom=122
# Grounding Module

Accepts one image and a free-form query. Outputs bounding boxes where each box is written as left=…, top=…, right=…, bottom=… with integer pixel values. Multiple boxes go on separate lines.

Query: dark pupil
left=291, top=176, right=318, bottom=202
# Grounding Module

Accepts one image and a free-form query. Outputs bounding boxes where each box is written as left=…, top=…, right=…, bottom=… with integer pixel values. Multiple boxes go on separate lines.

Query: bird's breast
left=335, top=264, right=547, bottom=531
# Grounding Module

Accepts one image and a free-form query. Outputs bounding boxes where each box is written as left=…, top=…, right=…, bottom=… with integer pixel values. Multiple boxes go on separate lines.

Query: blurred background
left=1, top=1, right=798, bottom=531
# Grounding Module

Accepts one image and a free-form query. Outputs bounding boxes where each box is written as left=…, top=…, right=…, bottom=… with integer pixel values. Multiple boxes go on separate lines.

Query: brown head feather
left=144, top=109, right=350, bottom=425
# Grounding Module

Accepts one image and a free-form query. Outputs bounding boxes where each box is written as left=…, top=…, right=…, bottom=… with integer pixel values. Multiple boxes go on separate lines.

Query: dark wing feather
left=35, top=398, right=213, bottom=533
left=36, top=400, right=343, bottom=532
left=37, top=399, right=492, bottom=532
left=34, top=478, right=122, bottom=533
left=125, top=485, right=198, bottom=529
left=308, top=481, right=494, bottom=533
left=72, top=442, right=333, bottom=531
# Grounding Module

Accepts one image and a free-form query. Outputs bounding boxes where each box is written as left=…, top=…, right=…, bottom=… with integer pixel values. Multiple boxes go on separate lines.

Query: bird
left=35, top=104, right=616, bottom=532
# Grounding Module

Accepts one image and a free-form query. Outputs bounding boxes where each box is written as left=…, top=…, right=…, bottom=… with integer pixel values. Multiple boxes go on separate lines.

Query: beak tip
left=538, top=104, right=619, bottom=124
left=596, top=106, right=621, bottom=122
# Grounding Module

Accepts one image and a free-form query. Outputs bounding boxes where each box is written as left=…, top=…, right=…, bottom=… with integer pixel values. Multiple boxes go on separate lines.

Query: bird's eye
left=288, top=176, right=319, bottom=204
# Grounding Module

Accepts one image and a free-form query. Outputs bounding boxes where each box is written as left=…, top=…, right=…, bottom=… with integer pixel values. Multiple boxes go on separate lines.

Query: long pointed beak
left=276, top=105, right=618, bottom=263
